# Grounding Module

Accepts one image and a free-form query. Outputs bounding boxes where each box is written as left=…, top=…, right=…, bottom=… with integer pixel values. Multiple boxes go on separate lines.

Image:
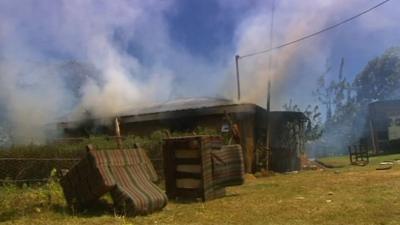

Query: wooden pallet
left=163, top=136, right=244, bottom=201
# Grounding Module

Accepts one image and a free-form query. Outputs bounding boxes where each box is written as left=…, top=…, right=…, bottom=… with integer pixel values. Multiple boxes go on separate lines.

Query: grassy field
left=1, top=154, right=400, bottom=225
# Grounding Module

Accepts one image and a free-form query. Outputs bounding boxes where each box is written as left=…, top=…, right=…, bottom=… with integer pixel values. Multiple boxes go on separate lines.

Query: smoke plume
left=0, top=0, right=399, bottom=144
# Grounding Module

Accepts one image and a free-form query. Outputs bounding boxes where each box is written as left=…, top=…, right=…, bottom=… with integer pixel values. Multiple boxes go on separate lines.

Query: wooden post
left=357, top=145, right=360, bottom=162
left=235, top=55, right=241, bottom=101
left=265, top=82, right=271, bottom=172
left=114, top=117, right=122, bottom=149
left=86, top=144, right=95, bottom=153
left=348, top=146, right=353, bottom=164
left=369, top=119, right=378, bottom=154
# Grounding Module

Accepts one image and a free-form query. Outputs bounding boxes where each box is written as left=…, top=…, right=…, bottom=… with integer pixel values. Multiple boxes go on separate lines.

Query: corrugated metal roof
left=269, top=111, right=308, bottom=121
left=58, top=97, right=308, bottom=125
left=118, top=97, right=239, bottom=116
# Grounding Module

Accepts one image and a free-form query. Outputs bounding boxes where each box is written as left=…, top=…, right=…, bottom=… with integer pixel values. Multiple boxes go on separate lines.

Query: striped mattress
left=60, top=147, right=167, bottom=216
left=212, top=144, right=245, bottom=188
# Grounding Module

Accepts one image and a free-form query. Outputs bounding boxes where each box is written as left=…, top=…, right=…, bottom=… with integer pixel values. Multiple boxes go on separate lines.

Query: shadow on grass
left=0, top=199, right=116, bottom=223
left=0, top=203, right=67, bottom=223
left=0, top=210, right=20, bottom=223
left=62, top=199, right=117, bottom=218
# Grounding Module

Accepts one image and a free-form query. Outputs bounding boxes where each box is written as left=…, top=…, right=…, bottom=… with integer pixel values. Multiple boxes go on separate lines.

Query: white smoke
left=0, top=0, right=179, bottom=143
left=225, top=0, right=399, bottom=109
left=0, top=61, right=72, bottom=143
left=0, top=0, right=399, bottom=144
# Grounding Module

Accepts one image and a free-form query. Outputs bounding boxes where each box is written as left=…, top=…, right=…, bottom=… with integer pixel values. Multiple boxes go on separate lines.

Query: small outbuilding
left=59, top=98, right=308, bottom=173
left=368, top=99, right=400, bottom=154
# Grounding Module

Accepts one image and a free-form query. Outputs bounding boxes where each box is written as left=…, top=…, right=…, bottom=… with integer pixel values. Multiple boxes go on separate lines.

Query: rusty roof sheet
left=118, top=97, right=239, bottom=116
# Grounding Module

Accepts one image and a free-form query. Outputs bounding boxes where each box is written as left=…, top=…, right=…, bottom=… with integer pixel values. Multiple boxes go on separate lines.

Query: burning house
left=368, top=100, right=400, bottom=154
left=60, top=98, right=307, bottom=173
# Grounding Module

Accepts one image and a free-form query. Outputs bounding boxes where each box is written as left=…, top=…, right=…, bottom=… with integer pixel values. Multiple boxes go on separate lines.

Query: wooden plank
left=176, top=178, right=201, bottom=189
left=166, top=139, right=201, bottom=149
left=175, top=188, right=201, bottom=198
left=246, top=137, right=254, bottom=173
left=163, top=142, right=177, bottom=199
left=176, top=164, right=201, bottom=173
left=175, top=149, right=200, bottom=159
left=176, top=158, right=201, bottom=165
left=176, top=172, right=202, bottom=179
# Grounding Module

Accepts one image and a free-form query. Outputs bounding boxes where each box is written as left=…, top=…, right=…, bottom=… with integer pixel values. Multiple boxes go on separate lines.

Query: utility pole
left=338, top=57, right=344, bottom=80
left=266, top=82, right=271, bottom=112
left=265, top=0, right=275, bottom=173
left=235, top=55, right=241, bottom=101
left=265, top=80, right=271, bottom=172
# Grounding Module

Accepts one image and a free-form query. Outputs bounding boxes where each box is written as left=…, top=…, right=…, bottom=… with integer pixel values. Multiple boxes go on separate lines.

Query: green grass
left=316, top=155, right=350, bottom=168
left=2, top=154, right=400, bottom=224
left=317, top=153, right=400, bottom=168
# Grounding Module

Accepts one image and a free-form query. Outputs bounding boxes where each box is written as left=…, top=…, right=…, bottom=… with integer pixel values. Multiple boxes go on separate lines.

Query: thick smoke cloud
left=0, top=0, right=201, bottom=143
left=0, top=0, right=399, bottom=144
left=227, top=0, right=400, bottom=156
left=226, top=0, right=400, bottom=109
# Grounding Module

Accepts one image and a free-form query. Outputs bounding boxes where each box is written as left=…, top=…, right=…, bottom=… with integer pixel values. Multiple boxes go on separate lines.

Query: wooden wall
left=121, top=113, right=257, bottom=173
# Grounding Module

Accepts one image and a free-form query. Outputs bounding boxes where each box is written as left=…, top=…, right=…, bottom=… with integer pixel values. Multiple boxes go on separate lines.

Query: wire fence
left=0, top=158, right=80, bottom=184
left=0, top=136, right=167, bottom=184
left=0, top=157, right=163, bottom=184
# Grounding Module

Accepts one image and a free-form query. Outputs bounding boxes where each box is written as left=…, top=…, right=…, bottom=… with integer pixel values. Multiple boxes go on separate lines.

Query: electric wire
left=239, top=0, right=391, bottom=59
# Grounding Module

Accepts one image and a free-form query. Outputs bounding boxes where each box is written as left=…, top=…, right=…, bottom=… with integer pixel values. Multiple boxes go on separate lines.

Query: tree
left=313, top=64, right=334, bottom=120
left=312, top=57, right=360, bottom=155
left=313, top=47, right=400, bottom=156
left=314, top=58, right=355, bottom=123
left=283, top=99, right=323, bottom=141
left=354, top=47, right=400, bottom=104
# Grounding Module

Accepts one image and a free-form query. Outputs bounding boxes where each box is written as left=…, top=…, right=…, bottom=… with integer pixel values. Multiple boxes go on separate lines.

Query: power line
left=267, top=0, right=275, bottom=71
left=266, top=0, right=275, bottom=110
left=239, top=0, right=391, bottom=59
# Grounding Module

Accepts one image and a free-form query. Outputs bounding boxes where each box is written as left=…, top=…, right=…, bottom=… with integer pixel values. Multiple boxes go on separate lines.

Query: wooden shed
left=59, top=98, right=307, bottom=173
left=268, top=112, right=307, bottom=172
left=368, top=100, right=400, bottom=154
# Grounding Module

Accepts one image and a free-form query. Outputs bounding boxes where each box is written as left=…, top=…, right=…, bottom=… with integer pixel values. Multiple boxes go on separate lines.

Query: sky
left=142, top=0, right=400, bottom=107
left=0, top=0, right=400, bottom=142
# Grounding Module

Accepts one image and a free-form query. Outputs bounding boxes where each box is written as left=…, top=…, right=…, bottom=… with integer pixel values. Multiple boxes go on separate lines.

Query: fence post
left=348, top=146, right=353, bottom=164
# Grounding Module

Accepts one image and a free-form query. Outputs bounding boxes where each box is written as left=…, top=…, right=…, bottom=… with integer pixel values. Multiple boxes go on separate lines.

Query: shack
left=268, top=112, right=307, bottom=172
left=59, top=98, right=307, bottom=173
left=368, top=100, right=400, bottom=154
